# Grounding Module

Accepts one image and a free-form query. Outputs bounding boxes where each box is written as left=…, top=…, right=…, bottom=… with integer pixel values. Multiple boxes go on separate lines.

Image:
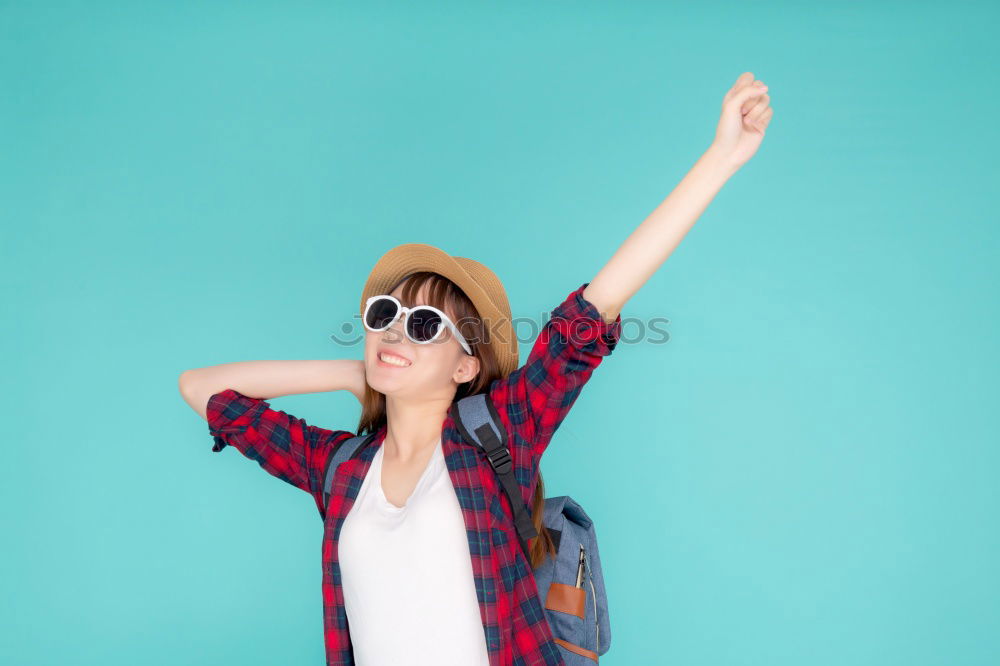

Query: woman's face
left=363, top=282, right=480, bottom=399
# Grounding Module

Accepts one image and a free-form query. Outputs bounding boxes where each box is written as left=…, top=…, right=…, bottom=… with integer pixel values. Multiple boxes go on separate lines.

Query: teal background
left=3, top=2, right=998, bottom=664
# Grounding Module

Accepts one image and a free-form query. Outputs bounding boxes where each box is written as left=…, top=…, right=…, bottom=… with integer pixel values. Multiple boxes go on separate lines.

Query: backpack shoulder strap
left=452, top=393, right=538, bottom=557
left=322, top=432, right=377, bottom=514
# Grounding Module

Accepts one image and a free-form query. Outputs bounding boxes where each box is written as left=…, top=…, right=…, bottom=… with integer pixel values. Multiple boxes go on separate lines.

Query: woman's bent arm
left=178, top=359, right=366, bottom=420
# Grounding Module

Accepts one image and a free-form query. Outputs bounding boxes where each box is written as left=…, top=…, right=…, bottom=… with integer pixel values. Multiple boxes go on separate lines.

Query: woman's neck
left=382, top=395, right=450, bottom=462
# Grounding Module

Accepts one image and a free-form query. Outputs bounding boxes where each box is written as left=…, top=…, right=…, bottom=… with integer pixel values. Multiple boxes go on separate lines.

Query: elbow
left=178, top=369, right=211, bottom=411
left=178, top=369, right=196, bottom=399
left=178, top=369, right=215, bottom=421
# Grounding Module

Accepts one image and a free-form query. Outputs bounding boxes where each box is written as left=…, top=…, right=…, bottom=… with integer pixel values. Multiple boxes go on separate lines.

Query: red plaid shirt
left=207, top=282, right=622, bottom=666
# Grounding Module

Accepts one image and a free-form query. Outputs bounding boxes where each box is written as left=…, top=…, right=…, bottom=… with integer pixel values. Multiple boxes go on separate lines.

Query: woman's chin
left=365, top=371, right=403, bottom=394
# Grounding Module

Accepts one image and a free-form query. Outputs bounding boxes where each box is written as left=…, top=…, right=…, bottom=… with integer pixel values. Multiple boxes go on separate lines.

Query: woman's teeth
left=379, top=352, right=411, bottom=367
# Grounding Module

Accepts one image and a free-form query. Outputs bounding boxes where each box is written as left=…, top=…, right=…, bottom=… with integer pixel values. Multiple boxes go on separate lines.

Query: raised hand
left=712, top=71, right=773, bottom=170
left=579, top=72, right=773, bottom=319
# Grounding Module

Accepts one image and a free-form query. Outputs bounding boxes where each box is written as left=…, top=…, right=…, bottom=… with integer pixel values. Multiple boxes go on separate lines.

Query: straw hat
left=359, top=243, right=520, bottom=377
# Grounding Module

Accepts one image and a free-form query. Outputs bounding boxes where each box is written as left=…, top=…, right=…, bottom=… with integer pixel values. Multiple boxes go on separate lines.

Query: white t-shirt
left=338, top=438, right=491, bottom=666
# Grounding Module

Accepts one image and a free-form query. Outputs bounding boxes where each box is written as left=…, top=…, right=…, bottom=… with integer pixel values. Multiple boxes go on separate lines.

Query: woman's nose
left=381, top=320, right=407, bottom=343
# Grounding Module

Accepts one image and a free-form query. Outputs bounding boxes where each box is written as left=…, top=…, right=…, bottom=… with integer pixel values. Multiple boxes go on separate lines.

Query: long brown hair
left=355, top=270, right=557, bottom=569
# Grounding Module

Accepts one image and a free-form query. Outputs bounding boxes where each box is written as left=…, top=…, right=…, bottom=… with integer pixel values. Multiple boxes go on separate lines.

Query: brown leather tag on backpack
left=544, top=582, right=586, bottom=619
left=553, top=638, right=599, bottom=662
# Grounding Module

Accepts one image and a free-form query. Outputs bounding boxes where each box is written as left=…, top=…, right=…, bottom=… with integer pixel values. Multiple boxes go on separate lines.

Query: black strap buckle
left=485, top=445, right=512, bottom=474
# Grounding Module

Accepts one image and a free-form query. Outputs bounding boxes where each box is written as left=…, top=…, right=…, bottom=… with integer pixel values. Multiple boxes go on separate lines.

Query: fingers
left=741, top=91, right=767, bottom=115
left=745, top=104, right=773, bottom=132
left=730, top=71, right=755, bottom=93
left=758, top=106, right=774, bottom=130
left=743, top=93, right=769, bottom=119
left=724, top=72, right=773, bottom=131
left=727, top=81, right=768, bottom=112
left=725, top=72, right=763, bottom=101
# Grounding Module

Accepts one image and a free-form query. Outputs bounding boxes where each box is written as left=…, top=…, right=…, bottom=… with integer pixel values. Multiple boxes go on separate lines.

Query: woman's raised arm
left=178, top=359, right=367, bottom=421
left=583, top=72, right=772, bottom=321
left=178, top=359, right=368, bottom=518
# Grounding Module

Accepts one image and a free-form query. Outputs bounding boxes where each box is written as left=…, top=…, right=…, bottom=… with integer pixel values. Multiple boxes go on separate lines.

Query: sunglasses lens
left=407, top=307, right=443, bottom=343
left=366, top=297, right=399, bottom=330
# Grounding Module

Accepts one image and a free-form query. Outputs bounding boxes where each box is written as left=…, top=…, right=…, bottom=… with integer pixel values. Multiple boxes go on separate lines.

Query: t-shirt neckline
left=374, top=439, right=443, bottom=512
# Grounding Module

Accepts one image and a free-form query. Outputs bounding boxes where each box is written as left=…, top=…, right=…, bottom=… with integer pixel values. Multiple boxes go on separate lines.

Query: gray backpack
left=322, top=392, right=612, bottom=663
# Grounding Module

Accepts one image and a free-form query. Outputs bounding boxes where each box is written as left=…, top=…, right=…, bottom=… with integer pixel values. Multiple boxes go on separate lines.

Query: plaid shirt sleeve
left=208, top=388, right=356, bottom=518
left=487, top=281, right=623, bottom=480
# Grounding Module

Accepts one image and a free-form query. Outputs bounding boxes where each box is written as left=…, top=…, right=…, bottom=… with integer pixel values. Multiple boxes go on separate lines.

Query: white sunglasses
left=363, top=294, right=473, bottom=355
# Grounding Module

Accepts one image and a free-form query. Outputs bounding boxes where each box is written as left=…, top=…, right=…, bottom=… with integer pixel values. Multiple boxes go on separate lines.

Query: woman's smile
left=378, top=350, right=413, bottom=368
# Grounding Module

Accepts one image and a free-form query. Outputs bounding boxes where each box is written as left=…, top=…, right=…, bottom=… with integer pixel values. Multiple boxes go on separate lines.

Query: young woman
left=179, top=72, right=772, bottom=666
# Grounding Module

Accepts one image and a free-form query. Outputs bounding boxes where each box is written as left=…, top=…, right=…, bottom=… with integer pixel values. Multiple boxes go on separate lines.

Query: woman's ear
left=454, top=354, right=481, bottom=384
